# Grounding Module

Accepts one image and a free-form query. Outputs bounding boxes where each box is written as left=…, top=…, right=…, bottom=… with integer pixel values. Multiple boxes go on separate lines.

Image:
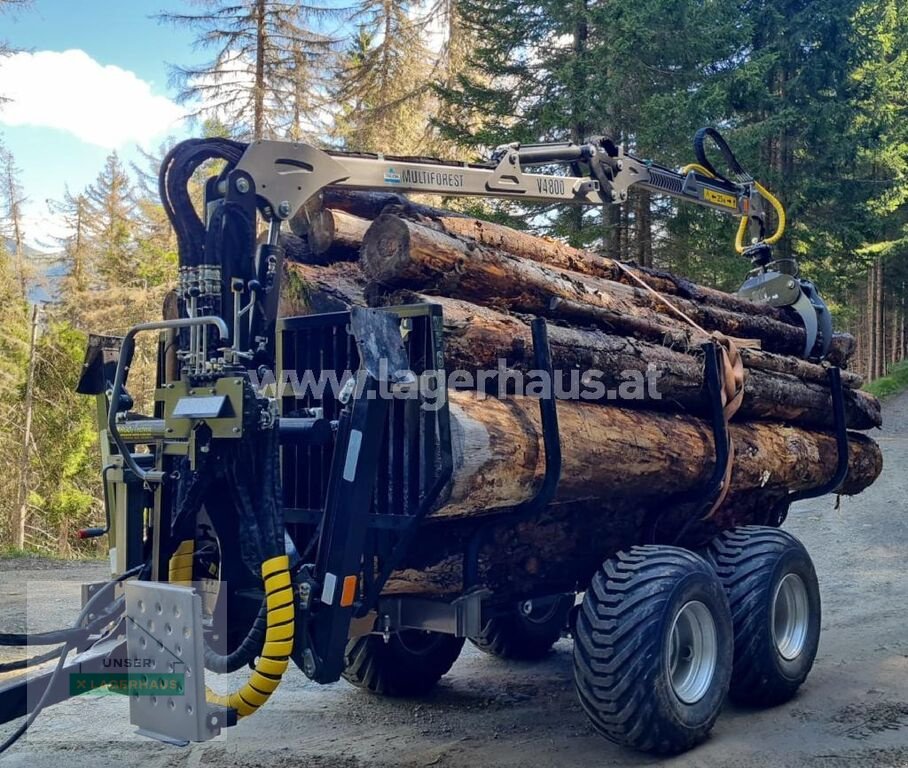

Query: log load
left=407, top=213, right=803, bottom=323
left=381, top=490, right=799, bottom=598
left=274, top=192, right=884, bottom=601
left=278, top=248, right=878, bottom=431
left=287, top=209, right=371, bottom=264
left=360, top=214, right=855, bottom=364
left=433, top=390, right=880, bottom=521
left=412, top=294, right=879, bottom=431
left=280, top=259, right=368, bottom=317
left=377, top=390, right=882, bottom=597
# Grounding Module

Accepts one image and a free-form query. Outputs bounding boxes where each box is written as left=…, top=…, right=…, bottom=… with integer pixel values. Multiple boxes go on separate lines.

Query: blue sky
left=1, top=0, right=201, bottom=248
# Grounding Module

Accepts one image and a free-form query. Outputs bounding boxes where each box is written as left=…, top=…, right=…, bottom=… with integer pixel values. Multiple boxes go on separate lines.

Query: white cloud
left=0, top=49, right=186, bottom=148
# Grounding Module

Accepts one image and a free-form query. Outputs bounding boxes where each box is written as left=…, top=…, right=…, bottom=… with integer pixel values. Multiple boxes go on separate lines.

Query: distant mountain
left=3, top=238, right=65, bottom=303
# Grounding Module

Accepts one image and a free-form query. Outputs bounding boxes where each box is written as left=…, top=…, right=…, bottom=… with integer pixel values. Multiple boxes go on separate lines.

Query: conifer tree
left=332, top=1, right=438, bottom=154
left=160, top=0, right=339, bottom=139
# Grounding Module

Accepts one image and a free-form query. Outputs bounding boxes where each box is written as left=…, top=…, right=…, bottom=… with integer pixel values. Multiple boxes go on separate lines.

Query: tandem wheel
left=343, top=630, right=465, bottom=697
left=470, top=593, right=573, bottom=661
left=573, top=545, right=734, bottom=754
left=706, top=525, right=821, bottom=707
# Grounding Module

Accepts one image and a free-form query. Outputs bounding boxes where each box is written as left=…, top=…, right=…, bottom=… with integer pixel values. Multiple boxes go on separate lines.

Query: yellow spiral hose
left=169, top=542, right=295, bottom=718
left=205, top=554, right=294, bottom=718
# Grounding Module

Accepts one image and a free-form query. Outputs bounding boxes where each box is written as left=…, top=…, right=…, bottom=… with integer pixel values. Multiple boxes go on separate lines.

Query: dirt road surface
left=1, top=391, right=906, bottom=768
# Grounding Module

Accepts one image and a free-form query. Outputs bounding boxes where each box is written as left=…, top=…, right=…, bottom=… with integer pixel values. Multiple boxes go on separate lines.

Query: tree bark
left=361, top=214, right=850, bottom=361
left=430, top=391, right=881, bottom=522
left=875, top=257, right=885, bottom=379
left=382, top=487, right=793, bottom=598
left=404, top=294, right=878, bottom=430
left=253, top=0, right=266, bottom=138
left=14, top=304, right=39, bottom=550
left=378, top=392, right=882, bottom=597
left=410, top=210, right=803, bottom=323
left=281, top=260, right=368, bottom=316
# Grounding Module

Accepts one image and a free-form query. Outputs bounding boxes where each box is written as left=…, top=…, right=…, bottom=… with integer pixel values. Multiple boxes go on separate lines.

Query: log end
left=361, top=214, right=414, bottom=283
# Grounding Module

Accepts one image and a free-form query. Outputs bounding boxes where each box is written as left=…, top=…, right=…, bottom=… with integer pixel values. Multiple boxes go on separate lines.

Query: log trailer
left=0, top=129, right=845, bottom=755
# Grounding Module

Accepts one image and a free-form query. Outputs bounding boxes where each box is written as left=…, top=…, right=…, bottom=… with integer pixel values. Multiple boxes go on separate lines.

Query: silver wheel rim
left=668, top=600, right=718, bottom=705
left=772, top=573, right=809, bottom=660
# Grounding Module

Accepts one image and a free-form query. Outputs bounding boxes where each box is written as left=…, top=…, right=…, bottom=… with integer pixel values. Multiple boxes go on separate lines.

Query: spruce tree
left=159, top=0, right=340, bottom=139
left=332, top=1, right=438, bottom=154
left=83, top=152, right=137, bottom=287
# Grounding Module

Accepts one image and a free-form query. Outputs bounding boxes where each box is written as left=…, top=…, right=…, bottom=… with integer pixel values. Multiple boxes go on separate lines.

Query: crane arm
left=233, top=135, right=777, bottom=248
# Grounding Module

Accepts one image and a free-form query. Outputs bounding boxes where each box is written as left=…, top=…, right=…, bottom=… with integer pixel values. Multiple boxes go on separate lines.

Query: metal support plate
left=377, top=591, right=489, bottom=638
left=125, top=582, right=229, bottom=745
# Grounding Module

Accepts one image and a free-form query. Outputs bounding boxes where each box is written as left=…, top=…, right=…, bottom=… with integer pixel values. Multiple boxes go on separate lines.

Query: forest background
left=1, top=0, right=905, bottom=554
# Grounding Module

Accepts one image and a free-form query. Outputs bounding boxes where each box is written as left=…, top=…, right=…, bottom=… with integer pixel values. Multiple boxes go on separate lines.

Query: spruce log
left=412, top=213, right=790, bottom=320
left=412, top=294, right=879, bottom=430
left=281, top=261, right=368, bottom=316
left=382, top=490, right=782, bottom=598
left=431, top=390, right=881, bottom=521
left=287, top=209, right=370, bottom=264
left=276, top=259, right=872, bottom=428
left=397, top=211, right=855, bottom=366
left=361, top=215, right=833, bottom=360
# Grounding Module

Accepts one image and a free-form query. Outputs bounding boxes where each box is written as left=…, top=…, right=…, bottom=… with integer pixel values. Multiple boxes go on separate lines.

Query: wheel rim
left=772, top=573, right=810, bottom=660
left=667, top=600, right=718, bottom=705
left=518, top=596, right=561, bottom=625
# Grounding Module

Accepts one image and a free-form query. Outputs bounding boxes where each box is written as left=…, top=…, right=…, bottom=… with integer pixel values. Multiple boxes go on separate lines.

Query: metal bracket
left=773, top=366, right=849, bottom=524
left=657, top=341, right=730, bottom=546
left=108, top=316, right=229, bottom=484
left=125, top=581, right=235, bottom=745
left=463, top=318, right=561, bottom=590
left=376, top=591, right=490, bottom=639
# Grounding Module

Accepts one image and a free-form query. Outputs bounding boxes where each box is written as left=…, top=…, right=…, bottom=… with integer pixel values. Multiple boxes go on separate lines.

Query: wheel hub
left=667, top=600, right=718, bottom=705
left=517, top=596, right=561, bottom=625
left=772, top=573, right=809, bottom=660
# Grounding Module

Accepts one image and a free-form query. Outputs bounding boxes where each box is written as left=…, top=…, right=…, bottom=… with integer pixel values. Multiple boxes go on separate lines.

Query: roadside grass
left=0, top=546, right=104, bottom=562
left=0, top=547, right=33, bottom=559
left=865, top=360, right=908, bottom=399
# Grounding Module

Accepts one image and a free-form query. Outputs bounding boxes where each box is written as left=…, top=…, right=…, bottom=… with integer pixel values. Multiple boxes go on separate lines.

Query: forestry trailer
left=1, top=129, right=854, bottom=756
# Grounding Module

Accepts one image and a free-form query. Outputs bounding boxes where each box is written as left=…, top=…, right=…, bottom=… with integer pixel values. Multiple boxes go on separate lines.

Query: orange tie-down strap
left=613, top=261, right=748, bottom=519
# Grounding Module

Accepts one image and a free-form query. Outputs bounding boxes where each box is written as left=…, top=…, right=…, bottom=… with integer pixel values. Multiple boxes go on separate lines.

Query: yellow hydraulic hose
left=168, top=544, right=295, bottom=718
left=680, top=163, right=786, bottom=253
left=168, top=539, right=195, bottom=585
left=205, top=554, right=294, bottom=718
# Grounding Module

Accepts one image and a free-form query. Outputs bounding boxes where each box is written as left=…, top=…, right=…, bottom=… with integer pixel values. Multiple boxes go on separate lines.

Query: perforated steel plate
left=125, top=582, right=223, bottom=744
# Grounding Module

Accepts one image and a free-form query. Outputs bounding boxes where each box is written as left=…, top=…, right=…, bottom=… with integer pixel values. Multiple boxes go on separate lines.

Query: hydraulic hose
left=206, top=554, right=294, bottom=717
left=680, top=162, right=786, bottom=253
left=168, top=541, right=293, bottom=711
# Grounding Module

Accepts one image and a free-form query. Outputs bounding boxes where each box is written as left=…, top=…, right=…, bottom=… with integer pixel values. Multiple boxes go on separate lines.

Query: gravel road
left=1, top=391, right=906, bottom=768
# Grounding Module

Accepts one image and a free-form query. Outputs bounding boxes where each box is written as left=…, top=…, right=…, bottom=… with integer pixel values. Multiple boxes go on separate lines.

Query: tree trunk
left=405, top=211, right=804, bottom=323
left=378, top=392, right=883, bottom=597
left=281, top=260, right=368, bottom=316
left=430, top=391, right=881, bottom=522
left=408, top=294, right=878, bottom=430
left=253, top=0, right=266, bottom=138
left=360, top=214, right=850, bottom=362
left=875, top=257, right=885, bottom=379
left=288, top=208, right=370, bottom=263
left=14, top=304, right=39, bottom=550
left=635, top=190, right=652, bottom=268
